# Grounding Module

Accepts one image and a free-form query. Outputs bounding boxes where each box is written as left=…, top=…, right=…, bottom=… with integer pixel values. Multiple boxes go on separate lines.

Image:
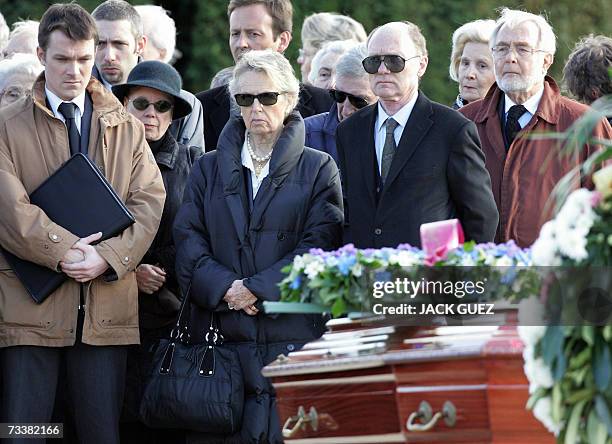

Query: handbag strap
left=169, top=281, right=192, bottom=343
left=170, top=281, right=224, bottom=346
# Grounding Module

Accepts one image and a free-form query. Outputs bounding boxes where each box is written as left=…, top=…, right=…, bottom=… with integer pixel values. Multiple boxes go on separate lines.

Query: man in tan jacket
left=0, top=4, right=165, bottom=443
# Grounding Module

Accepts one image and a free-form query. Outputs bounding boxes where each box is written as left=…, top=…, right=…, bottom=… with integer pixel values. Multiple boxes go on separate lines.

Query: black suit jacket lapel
left=212, top=86, right=232, bottom=142
left=358, top=106, right=379, bottom=207
left=382, top=92, right=433, bottom=191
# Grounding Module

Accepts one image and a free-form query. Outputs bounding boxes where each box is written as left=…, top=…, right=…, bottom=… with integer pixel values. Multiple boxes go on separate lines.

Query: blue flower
left=290, top=275, right=302, bottom=290
left=337, top=255, right=357, bottom=275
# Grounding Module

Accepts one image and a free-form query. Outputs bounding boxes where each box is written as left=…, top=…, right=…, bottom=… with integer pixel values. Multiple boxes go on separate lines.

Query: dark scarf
left=147, top=129, right=172, bottom=156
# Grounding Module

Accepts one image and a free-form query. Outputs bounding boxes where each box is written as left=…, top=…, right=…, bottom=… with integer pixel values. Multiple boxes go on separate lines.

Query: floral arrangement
left=279, top=240, right=533, bottom=317
left=520, top=167, right=612, bottom=444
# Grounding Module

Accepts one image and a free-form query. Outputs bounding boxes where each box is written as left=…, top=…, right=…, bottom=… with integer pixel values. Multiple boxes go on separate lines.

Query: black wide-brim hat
left=112, top=60, right=192, bottom=120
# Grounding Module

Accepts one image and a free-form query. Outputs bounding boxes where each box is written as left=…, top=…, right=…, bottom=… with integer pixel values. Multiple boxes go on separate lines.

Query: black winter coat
left=173, top=112, right=343, bottom=443
left=138, top=131, right=201, bottom=329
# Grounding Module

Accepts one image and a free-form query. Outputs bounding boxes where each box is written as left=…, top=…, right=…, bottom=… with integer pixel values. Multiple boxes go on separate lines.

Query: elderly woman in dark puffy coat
left=173, top=50, right=343, bottom=443
left=112, top=60, right=200, bottom=442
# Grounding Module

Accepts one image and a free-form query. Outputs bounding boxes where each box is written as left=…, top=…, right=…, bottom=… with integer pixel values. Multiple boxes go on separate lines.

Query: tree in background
left=1, top=0, right=610, bottom=104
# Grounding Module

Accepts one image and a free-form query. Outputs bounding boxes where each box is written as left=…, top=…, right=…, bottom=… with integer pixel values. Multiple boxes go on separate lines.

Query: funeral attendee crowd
left=0, top=1, right=610, bottom=443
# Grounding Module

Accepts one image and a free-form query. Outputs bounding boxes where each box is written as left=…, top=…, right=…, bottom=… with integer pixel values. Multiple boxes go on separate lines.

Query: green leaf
left=564, top=399, right=587, bottom=444
left=542, top=326, right=564, bottom=368
left=569, top=347, right=592, bottom=370
left=587, top=408, right=608, bottom=444
left=603, top=326, right=612, bottom=342
left=527, top=387, right=548, bottom=410
left=552, top=383, right=563, bottom=424
left=594, top=339, right=612, bottom=392
left=565, top=388, right=595, bottom=404
left=582, top=326, right=595, bottom=346
left=595, top=395, right=612, bottom=436
left=331, top=298, right=347, bottom=318
left=554, top=350, right=568, bottom=382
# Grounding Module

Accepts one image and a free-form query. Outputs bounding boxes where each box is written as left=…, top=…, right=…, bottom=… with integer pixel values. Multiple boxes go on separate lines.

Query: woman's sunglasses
left=361, top=54, right=420, bottom=74
left=129, top=97, right=173, bottom=113
left=329, top=89, right=369, bottom=109
left=234, top=92, right=282, bottom=107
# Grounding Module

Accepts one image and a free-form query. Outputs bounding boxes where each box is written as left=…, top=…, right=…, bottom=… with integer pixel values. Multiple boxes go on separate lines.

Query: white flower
left=494, top=256, right=514, bottom=266
left=304, top=259, right=325, bottom=280
left=325, top=256, right=339, bottom=267
left=556, top=227, right=588, bottom=261
left=532, top=397, right=562, bottom=436
left=518, top=325, right=547, bottom=347
left=352, top=262, right=363, bottom=277
left=531, top=221, right=561, bottom=265
left=293, top=255, right=305, bottom=271
left=461, top=255, right=477, bottom=266
left=390, top=251, right=420, bottom=267
left=524, top=354, right=554, bottom=390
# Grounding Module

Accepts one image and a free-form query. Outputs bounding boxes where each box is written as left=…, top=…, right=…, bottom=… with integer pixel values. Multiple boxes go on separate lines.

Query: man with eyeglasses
left=196, top=0, right=333, bottom=151
left=336, top=21, right=498, bottom=249
left=460, top=9, right=612, bottom=248
left=304, top=43, right=377, bottom=164
left=91, top=0, right=205, bottom=153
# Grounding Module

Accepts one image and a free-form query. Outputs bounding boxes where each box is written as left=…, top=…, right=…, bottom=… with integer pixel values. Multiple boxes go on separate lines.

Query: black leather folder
left=1, top=153, right=135, bottom=303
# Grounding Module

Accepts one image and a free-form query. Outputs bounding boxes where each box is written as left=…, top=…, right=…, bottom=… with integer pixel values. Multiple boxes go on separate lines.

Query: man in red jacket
left=460, top=8, right=612, bottom=248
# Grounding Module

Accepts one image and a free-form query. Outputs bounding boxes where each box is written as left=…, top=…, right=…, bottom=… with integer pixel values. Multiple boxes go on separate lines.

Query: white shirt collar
left=99, top=75, right=114, bottom=91
left=241, top=135, right=270, bottom=199
left=376, top=92, right=419, bottom=134
left=45, top=85, right=85, bottom=120
left=504, top=86, right=544, bottom=116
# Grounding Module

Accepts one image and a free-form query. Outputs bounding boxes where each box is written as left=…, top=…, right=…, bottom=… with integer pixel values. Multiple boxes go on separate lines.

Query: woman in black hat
left=112, top=60, right=200, bottom=444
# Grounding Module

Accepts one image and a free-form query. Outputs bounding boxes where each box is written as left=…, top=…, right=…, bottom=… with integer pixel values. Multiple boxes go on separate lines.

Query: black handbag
left=139, top=285, right=244, bottom=434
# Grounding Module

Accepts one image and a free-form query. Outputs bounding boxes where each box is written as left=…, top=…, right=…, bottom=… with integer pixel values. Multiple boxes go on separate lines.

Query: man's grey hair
left=92, top=0, right=143, bottom=40
left=563, top=34, right=612, bottom=104
left=0, top=12, right=9, bottom=51
left=335, top=43, right=368, bottom=80
left=0, top=53, right=44, bottom=91
left=210, top=66, right=234, bottom=89
left=308, top=39, right=357, bottom=84
left=449, top=19, right=495, bottom=81
left=5, top=21, right=39, bottom=57
left=229, top=49, right=300, bottom=117
left=301, top=12, right=366, bottom=52
left=490, top=8, right=556, bottom=56
left=367, top=22, right=428, bottom=57
left=135, top=5, right=176, bottom=63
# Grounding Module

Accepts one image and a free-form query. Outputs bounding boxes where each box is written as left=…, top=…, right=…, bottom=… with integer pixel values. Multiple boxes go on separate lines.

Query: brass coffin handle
left=282, top=406, right=319, bottom=438
left=406, top=401, right=457, bottom=432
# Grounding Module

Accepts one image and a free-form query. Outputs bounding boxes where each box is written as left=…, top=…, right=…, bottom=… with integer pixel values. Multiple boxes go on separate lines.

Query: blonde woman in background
left=298, top=12, right=366, bottom=84
left=449, top=19, right=496, bottom=109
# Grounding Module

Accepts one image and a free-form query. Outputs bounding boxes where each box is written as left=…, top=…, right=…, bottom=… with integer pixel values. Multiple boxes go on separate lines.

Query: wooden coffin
left=262, top=317, right=555, bottom=443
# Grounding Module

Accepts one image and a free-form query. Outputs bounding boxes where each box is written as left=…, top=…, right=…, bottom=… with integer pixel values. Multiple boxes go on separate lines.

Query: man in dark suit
left=337, top=22, right=498, bottom=249
left=196, top=0, right=332, bottom=151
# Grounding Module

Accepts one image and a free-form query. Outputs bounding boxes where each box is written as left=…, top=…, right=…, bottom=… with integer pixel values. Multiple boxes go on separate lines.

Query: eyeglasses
left=234, top=92, right=282, bottom=107
left=128, top=97, right=173, bottom=113
left=491, top=44, right=547, bottom=58
left=329, top=89, right=370, bottom=109
left=362, top=54, right=421, bottom=74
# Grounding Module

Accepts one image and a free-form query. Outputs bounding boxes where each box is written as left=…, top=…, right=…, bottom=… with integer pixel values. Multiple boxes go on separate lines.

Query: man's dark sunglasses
left=362, top=54, right=420, bottom=74
left=329, top=89, right=369, bottom=109
left=129, top=97, right=173, bottom=113
left=234, top=92, right=281, bottom=107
